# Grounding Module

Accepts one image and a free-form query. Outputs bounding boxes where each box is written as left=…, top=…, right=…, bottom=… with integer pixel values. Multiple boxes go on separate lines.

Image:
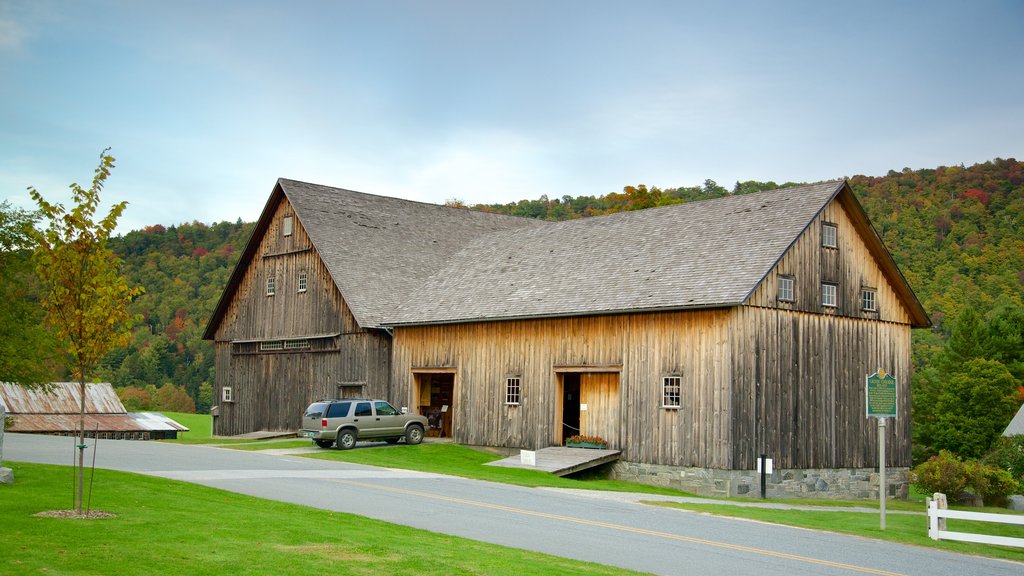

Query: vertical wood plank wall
left=393, top=305, right=911, bottom=469
left=747, top=197, right=912, bottom=325
left=392, top=310, right=735, bottom=467
left=212, top=196, right=391, bottom=435
left=729, top=307, right=912, bottom=470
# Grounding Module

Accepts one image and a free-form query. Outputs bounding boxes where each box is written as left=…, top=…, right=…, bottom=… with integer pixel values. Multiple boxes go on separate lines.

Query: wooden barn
left=205, top=179, right=928, bottom=498
left=202, top=179, right=541, bottom=435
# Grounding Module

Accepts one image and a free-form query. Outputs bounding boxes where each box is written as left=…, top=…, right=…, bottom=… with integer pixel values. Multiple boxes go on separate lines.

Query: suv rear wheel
left=336, top=429, right=357, bottom=450
left=405, top=425, right=424, bottom=445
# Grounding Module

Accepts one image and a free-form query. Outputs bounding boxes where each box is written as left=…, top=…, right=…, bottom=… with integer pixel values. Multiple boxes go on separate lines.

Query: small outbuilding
left=0, top=382, right=188, bottom=440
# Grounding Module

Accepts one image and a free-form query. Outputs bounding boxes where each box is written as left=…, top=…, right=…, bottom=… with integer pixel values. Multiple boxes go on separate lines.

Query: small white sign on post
left=580, top=403, right=588, bottom=411
left=755, top=458, right=774, bottom=474
left=520, top=450, right=536, bottom=466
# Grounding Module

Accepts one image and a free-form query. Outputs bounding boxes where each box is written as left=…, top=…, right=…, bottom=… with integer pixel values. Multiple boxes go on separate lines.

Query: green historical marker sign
left=866, top=369, right=897, bottom=418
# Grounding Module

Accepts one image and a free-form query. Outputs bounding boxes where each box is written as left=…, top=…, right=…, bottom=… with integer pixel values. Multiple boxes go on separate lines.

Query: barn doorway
left=556, top=370, right=620, bottom=448
left=561, top=373, right=581, bottom=443
left=413, top=370, right=455, bottom=438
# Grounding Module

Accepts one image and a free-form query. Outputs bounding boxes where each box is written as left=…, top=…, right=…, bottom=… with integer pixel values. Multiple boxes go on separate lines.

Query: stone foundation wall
left=610, top=461, right=910, bottom=500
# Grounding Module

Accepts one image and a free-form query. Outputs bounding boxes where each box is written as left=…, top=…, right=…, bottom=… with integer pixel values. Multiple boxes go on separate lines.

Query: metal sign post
left=866, top=369, right=897, bottom=531
left=878, top=417, right=886, bottom=530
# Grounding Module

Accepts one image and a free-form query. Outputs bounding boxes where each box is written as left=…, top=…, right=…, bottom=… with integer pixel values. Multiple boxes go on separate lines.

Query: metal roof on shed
left=0, top=382, right=126, bottom=414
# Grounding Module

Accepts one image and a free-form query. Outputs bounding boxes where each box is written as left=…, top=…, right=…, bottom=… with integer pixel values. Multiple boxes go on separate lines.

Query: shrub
left=965, top=460, right=1019, bottom=506
left=911, top=450, right=969, bottom=498
left=984, top=435, right=1024, bottom=485
left=912, top=449, right=1021, bottom=506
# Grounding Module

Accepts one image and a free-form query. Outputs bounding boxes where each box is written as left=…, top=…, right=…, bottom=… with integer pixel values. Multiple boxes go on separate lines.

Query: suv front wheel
left=336, top=429, right=358, bottom=450
left=405, top=425, right=424, bottom=446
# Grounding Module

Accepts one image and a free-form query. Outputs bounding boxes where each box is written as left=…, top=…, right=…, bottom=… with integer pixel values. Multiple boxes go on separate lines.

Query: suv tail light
left=321, top=418, right=327, bottom=428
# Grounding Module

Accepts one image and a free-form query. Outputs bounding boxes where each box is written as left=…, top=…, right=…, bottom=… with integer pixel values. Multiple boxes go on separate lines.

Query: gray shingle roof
left=280, top=179, right=544, bottom=328
left=389, top=181, right=846, bottom=325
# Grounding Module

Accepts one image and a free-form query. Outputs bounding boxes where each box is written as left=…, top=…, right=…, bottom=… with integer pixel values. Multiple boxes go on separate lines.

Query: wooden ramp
left=485, top=447, right=621, bottom=476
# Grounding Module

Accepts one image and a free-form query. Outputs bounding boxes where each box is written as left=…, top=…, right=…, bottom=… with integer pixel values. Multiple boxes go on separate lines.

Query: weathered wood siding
left=391, top=193, right=918, bottom=470
left=392, top=310, right=735, bottom=467
left=728, top=307, right=912, bottom=470
left=737, top=194, right=915, bottom=468
left=747, top=197, right=912, bottom=325
left=212, top=196, right=391, bottom=435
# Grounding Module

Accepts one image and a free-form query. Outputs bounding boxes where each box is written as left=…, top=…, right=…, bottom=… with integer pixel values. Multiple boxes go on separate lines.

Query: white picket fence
left=927, top=493, right=1024, bottom=548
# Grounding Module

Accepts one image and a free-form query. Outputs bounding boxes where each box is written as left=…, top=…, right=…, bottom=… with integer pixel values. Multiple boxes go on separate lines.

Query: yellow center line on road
left=333, top=479, right=906, bottom=576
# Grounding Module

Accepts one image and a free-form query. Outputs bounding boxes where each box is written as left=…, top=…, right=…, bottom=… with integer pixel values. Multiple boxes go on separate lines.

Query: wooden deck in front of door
left=485, top=446, right=621, bottom=476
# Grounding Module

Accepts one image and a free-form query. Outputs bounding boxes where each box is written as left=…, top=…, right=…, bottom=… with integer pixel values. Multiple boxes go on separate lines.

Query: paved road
left=4, top=433, right=1021, bottom=576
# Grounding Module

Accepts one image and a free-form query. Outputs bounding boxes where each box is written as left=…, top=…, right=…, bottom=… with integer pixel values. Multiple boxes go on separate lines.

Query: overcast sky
left=2, top=1, right=1022, bottom=234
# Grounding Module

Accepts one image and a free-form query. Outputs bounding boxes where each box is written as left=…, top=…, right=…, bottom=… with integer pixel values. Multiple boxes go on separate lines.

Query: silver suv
left=300, top=399, right=428, bottom=449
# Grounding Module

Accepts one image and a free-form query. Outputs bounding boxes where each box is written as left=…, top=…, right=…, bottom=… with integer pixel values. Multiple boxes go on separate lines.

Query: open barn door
left=556, top=369, right=620, bottom=448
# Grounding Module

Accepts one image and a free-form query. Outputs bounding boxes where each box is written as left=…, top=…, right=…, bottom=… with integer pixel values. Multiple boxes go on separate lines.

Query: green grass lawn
left=647, top=500, right=1024, bottom=563
left=158, top=412, right=279, bottom=445
left=305, top=442, right=691, bottom=496
left=0, top=462, right=644, bottom=576
left=228, top=439, right=313, bottom=451
left=149, top=413, right=1024, bottom=562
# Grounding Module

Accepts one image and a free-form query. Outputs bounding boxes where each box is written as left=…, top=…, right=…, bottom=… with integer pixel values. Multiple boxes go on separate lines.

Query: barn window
left=662, top=376, right=681, bottom=408
left=266, top=276, right=276, bottom=296
left=260, top=340, right=284, bottom=351
left=777, top=276, right=794, bottom=302
left=283, top=339, right=310, bottom=350
left=297, top=271, right=308, bottom=292
left=822, top=223, right=838, bottom=248
left=222, top=387, right=233, bottom=402
left=822, top=283, right=838, bottom=308
left=282, top=216, right=293, bottom=237
left=505, top=377, right=521, bottom=405
left=862, top=288, right=877, bottom=311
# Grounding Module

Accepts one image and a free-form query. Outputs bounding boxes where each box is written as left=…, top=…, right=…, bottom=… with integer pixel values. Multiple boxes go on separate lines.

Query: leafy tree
left=29, top=149, right=143, bottom=513
left=0, top=201, right=57, bottom=385
left=930, top=358, right=1019, bottom=459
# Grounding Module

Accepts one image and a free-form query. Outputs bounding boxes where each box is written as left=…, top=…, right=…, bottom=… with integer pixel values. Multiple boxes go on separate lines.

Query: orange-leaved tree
left=29, top=149, right=143, bottom=514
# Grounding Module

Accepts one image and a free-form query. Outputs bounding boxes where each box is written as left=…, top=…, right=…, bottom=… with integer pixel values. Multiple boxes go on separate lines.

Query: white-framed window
left=222, top=386, right=233, bottom=403
left=822, top=283, right=838, bottom=308
left=282, top=216, right=293, bottom=237
left=298, top=271, right=308, bottom=292
left=777, top=276, right=794, bottom=302
left=505, top=377, right=521, bottom=405
left=257, top=339, right=311, bottom=352
left=862, top=288, right=877, bottom=312
left=662, top=376, right=681, bottom=408
left=822, top=223, right=838, bottom=248
left=283, top=339, right=310, bottom=350
left=266, top=276, right=276, bottom=296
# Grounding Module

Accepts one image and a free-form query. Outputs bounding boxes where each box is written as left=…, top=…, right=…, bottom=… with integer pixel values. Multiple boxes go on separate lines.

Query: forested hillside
left=95, top=220, right=254, bottom=411
left=93, top=159, right=1022, bottom=443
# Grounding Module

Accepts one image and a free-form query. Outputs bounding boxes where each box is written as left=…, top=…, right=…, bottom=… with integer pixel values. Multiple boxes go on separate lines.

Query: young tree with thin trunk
left=29, top=149, right=142, bottom=514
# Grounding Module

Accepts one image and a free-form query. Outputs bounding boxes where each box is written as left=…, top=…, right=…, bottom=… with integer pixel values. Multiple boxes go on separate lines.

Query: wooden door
left=579, top=372, right=620, bottom=448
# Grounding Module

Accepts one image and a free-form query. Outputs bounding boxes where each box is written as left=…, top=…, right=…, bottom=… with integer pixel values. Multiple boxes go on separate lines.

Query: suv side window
left=374, top=401, right=398, bottom=416
left=326, top=402, right=351, bottom=418
left=304, top=402, right=328, bottom=419
left=353, top=402, right=372, bottom=417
